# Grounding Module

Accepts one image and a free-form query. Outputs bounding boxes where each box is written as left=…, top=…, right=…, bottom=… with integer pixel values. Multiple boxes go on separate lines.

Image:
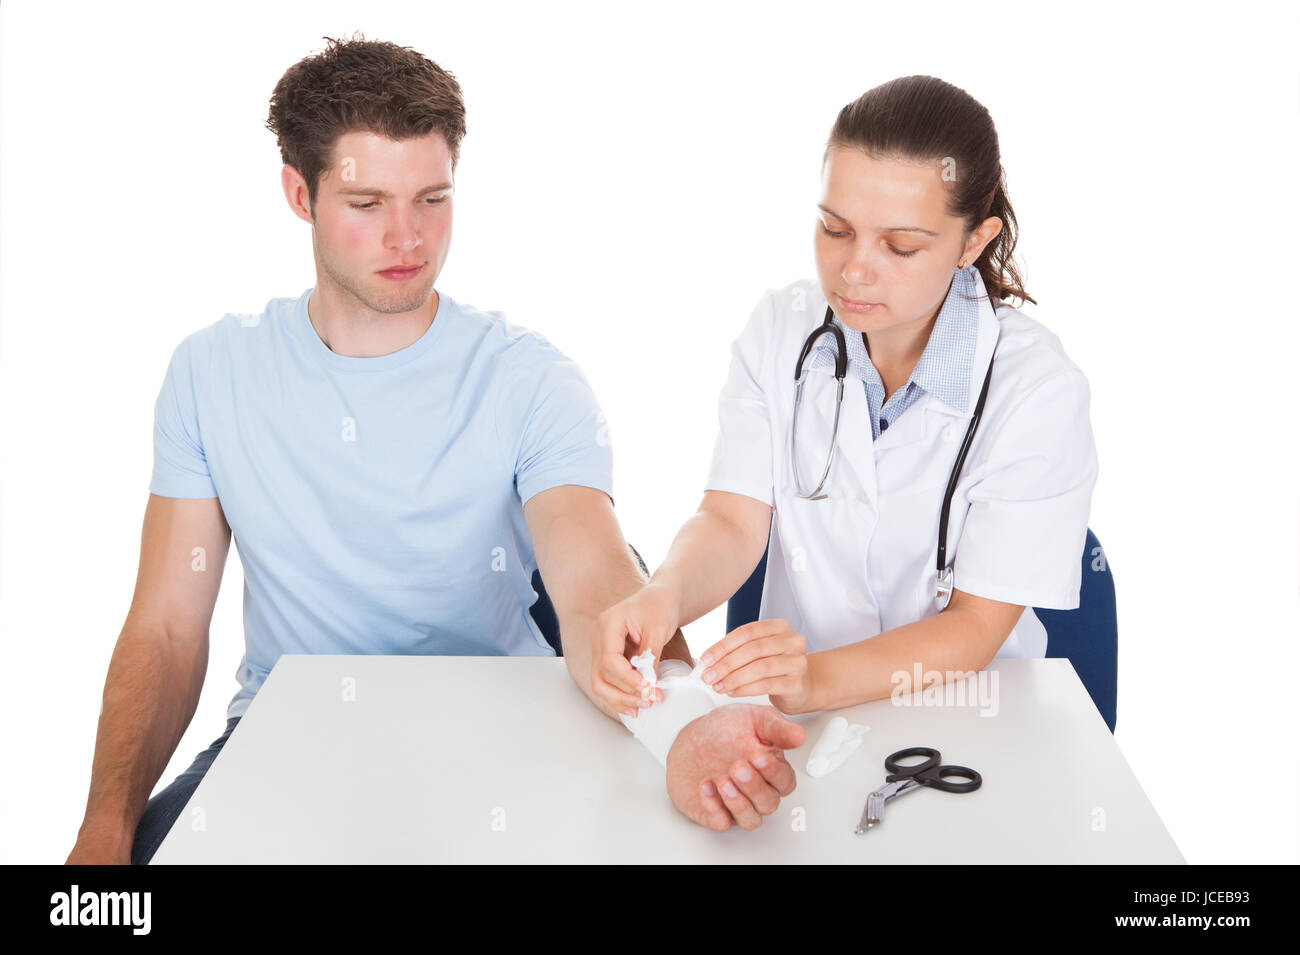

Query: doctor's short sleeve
left=149, top=334, right=218, bottom=499
left=503, top=339, right=614, bottom=508
left=952, top=366, right=1098, bottom=610
left=704, top=291, right=776, bottom=507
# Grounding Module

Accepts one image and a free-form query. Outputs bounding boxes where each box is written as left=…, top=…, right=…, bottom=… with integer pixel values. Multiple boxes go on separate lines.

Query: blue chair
left=529, top=544, right=650, bottom=657
left=1035, top=529, right=1117, bottom=732
left=726, top=526, right=1118, bottom=733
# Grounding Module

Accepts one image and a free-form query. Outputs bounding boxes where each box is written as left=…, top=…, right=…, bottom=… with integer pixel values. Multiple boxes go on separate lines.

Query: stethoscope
left=790, top=288, right=997, bottom=611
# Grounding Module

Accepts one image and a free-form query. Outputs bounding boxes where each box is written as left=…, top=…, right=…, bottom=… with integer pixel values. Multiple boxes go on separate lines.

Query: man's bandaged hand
left=618, top=658, right=716, bottom=765
left=665, top=703, right=806, bottom=833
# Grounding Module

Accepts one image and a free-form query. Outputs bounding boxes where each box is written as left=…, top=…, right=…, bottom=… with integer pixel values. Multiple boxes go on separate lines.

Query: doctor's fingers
left=710, top=643, right=808, bottom=696
left=594, top=632, right=645, bottom=695
left=593, top=664, right=651, bottom=717
left=724, top=675, right=808, bottom=702
left=594, top=677, right=649, bottom=718
left=595, top=647, right=644, bottom=696
left=702, top=626, right=805, bottom=684
left=703, top=618, right=798, bottom=663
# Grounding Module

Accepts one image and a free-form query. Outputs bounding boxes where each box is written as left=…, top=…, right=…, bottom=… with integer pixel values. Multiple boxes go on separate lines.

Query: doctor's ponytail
left=826, top=75, right=1035, bottom=306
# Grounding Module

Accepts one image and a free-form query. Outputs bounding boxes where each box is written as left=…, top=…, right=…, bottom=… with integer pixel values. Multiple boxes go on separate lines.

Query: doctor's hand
left=666, top=703, right=805, bottom=832
left=593, top=582, right=681, bottom=717
left=700, top=619, right=815, bottom=714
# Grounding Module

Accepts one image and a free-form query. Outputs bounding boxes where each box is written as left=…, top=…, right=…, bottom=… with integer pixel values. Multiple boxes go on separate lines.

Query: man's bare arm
left=522, top=485, right=689, bottom=721
left=66, top=493, right=231, bottom=864
left=523, top=485, right=804, bottom=833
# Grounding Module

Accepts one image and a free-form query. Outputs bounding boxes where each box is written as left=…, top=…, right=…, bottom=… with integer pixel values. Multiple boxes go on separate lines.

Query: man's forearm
left=74, top=625, right=208, bottom=847
left=802, top=608, right=1000, bottom=713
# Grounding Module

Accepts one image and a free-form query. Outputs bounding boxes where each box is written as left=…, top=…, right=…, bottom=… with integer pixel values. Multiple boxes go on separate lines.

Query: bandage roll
left=805, top=715, right=870, bottom=777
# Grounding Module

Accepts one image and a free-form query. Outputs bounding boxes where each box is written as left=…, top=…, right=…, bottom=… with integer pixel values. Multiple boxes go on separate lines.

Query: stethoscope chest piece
left=935, top=565, right=955, bottom=611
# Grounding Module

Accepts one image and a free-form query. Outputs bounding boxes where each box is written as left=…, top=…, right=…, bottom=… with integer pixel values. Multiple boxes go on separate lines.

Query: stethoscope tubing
left=790, top=290, right=999, bottom=593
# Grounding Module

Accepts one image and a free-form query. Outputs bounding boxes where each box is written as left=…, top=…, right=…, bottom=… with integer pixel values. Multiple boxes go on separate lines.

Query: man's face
left=302, top=129, right=454, bottom=315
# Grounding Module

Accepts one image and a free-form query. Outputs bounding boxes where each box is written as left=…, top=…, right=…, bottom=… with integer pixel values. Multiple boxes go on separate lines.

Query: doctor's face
left=814, top=147, right=981, bottom=336
left=288, top=129, right=454, bottom=315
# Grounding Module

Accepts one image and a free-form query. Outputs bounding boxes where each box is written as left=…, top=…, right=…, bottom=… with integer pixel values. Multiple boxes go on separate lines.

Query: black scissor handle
left=884, top=746, right=941, bottom=777
left=925, top=764, right=982, bottom=793
left=885, top=747, right=982, bottom=793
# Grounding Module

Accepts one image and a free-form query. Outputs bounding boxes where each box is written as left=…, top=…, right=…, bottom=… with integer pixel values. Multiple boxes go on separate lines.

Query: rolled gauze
left=805, top=716, right=870, bottom=777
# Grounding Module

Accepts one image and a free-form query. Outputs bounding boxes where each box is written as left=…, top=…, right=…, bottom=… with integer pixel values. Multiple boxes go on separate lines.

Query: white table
left=152, top=656, right=1184, bottom=863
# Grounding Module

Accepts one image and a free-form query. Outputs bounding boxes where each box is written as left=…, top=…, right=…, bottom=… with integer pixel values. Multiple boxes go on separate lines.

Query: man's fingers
left=715, top=775, right=763, bottom=830
left=696, top=780, right=733, bottom=832
left=755, top=706, right=807, bottom=750
left=730, top=759, right=781, bottom=815
left=751, top=749, right=798, bottom=796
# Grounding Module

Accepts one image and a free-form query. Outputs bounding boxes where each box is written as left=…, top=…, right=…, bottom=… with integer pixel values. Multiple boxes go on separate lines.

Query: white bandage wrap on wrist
left=619, top=656, right=728, bottom=767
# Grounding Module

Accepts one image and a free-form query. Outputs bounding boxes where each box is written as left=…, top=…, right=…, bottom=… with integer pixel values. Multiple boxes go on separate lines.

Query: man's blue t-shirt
left=150, top=287, right=613, bottom=719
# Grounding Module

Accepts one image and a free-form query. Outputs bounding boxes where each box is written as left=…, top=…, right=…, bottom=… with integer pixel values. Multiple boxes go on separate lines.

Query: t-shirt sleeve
left=505, top=342, right=614, bottom=507
left=704, top=291, right=776, bottom=507
left=952, top=365, right=1098, bottom=609
left=149, top=334, right=218, bottom=499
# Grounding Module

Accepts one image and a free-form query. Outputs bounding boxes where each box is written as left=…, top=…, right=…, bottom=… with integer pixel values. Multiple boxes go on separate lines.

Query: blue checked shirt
left=809, top=266, right=981, bottom=440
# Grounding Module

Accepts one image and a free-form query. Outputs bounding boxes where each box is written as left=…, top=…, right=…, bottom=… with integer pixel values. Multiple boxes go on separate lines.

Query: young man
left=65, top=36, right=802, bottom=864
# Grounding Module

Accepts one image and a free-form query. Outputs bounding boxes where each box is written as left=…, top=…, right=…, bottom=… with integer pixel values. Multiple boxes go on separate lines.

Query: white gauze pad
left=805, top=716, right=869, bottom=777
left=629, top=650, right=657, bottom=688
left=619, top=654, right=728, bottom=766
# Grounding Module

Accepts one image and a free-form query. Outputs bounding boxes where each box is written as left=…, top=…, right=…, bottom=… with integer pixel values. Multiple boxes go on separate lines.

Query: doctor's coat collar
left=812, top=265, right=993, bottom=417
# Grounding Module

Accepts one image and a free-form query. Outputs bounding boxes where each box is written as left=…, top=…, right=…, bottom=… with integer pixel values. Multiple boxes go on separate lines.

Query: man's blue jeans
left=130, top=717, right=242, bottom=865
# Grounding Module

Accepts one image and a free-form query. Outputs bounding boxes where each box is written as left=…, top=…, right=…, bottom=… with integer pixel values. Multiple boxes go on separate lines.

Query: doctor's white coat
left=705, top=273, right=1099, bottom=659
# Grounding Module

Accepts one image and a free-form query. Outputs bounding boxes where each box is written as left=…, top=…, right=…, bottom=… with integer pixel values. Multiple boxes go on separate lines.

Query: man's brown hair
left=266, top=33, right=467, bottom=216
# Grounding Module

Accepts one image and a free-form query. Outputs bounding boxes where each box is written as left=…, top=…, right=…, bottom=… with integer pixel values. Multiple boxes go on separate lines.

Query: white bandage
left=629, top=650, right=657, bottom=687
left=805, top=716, right=870, bottom=777
left=619, top=655, right=728, bottom=766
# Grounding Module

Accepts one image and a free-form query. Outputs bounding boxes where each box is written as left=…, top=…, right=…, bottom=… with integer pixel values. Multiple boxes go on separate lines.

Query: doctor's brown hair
left=265, top=33, right=467, bottom=218
left=826, top=75, right=1034, bottom=306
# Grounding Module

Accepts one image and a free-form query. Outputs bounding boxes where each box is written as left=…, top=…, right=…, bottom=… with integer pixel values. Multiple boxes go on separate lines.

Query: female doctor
left=594, top=74, right=1098, bottom=739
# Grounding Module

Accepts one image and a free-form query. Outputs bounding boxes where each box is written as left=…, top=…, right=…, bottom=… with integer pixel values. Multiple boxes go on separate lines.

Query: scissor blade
left=854, top=779, right=916, bottom=835
left=855, top=791, right=888, bottom=834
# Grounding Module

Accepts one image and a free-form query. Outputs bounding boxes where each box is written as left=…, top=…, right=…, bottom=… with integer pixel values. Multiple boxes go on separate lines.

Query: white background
left=2, top=0, right=1297, bottom=864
